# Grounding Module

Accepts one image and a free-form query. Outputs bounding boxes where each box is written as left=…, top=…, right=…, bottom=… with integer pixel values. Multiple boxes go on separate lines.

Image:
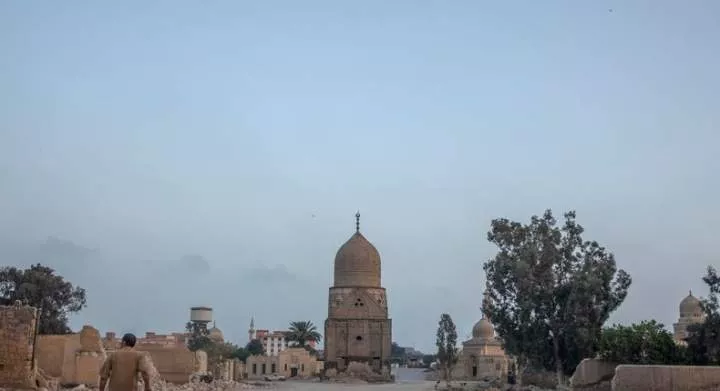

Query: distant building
left=258, top=329, right=290, bottom=356
left=102, top=331, right=188, bottom=350
left=246, top=347, right=322, bottom=379
left=249, top=318, right=315, bottom=356
left=673, top=290, right=706, bottom=345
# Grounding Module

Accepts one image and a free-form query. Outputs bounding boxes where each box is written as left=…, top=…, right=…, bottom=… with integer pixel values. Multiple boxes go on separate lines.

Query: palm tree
left=287, top=320, right=322, bottom=348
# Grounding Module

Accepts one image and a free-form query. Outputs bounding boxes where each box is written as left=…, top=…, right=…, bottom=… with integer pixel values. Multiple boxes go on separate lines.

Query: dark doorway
left=472, top=366, right=478, bottom=377
left=290, top=367, right=298, bottom=377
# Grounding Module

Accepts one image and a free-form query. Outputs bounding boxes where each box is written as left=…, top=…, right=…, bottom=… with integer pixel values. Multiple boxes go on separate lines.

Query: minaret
left=248, top=316, right=256, bottom=342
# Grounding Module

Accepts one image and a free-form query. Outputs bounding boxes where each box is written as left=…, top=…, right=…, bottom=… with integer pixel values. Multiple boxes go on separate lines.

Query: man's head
left=121, top=333, right=137, bottom=348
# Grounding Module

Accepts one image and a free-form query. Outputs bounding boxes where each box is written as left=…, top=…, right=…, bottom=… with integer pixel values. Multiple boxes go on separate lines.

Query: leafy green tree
left=483, top=210, right=631, bottom=386
left=0, top=264, right=87, bottom=334
left=184, top=322, right=237, bottom=372
left=246, top=339, right=265, bottom=356
left=598, top=320, right=686, bottom=364
left=185, top=322, right=212, bottom=352
left=231, top=347, right=250, bottom=362
left=205, top=342, right=237, bottom=373
left=686, top=266, right=720, bottom=364
left=422, top=354, right=437, bottom=367
left=287, top=320, right=322, bottom=348
left=436, top=313, right=459, bottom=387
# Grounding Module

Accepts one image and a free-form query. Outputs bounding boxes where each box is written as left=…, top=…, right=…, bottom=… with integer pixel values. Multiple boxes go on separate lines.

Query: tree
left=185, top=322, right=212, bottom=352
left=598, top=320, right=686, bottom=365
left=184, top=322, right=237, bottom=373
left=391, top=342, right=406, bottom=357
left=422, top=354, right=437, bottom=367
left=436, top=313, right=459, bottom=387
left=231, top=347, right=250, bottom=362
left=483, top=210, right=631, bottom=386
left=286, top=320, right=322, bottom=348
left=686, top=266, right=720, bottom=364
left=246, top=339, right=265, bottom=356
left=0, top=264, right=87, bottom=334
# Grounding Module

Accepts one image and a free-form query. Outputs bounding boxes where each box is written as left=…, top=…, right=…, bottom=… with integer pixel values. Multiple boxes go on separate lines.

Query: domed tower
left=673, top=290, right=706, bottom=345
left=324, top=212, right=392, bottom=374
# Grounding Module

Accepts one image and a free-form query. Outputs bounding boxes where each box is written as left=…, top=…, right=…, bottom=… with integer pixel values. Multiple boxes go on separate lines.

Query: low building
left=245, top=347, right=320, bottom=379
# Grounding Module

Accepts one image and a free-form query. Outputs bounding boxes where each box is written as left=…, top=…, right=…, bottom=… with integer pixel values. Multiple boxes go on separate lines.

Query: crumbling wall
left=612, top=365, right=720, bottom=391
left=0, top=302, right=38, bottom=389
left=138, top=345, right=206, bottom=384
left=36, top=326, right=106, bottom=387
left=73, top=326, right=106, bottom=386
left=36, top=335, right=76, bottom=379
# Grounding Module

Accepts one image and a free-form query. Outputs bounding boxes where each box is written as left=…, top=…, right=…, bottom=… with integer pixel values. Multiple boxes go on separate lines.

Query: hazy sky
left=1, top=1, right=719, bottom=353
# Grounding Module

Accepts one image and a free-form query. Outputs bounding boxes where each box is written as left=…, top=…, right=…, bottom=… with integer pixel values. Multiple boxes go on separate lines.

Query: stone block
left=570, top=358, right=616, bottom=391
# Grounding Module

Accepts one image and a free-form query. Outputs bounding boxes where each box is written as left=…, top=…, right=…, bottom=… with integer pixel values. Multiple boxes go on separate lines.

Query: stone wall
left=36, top=326, right=106, bottom=387
left=570, top=358, right=616, bottom=391
left=36, top=335, right=69, bottom=379
left=612, top=365, right=720, bottom=391
left=137, top=344, right=206, bottom=384
left=0, top=302, right=38, bottom=389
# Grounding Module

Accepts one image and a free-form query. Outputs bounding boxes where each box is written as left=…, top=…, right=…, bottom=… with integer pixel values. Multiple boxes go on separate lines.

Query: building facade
left=245, top=347, right=321, bottom=380
left=249, top=318, right=317, bottom=356
left=258, top=330, right=290, bottom=356
left=324, top=212, right=392, bottom=373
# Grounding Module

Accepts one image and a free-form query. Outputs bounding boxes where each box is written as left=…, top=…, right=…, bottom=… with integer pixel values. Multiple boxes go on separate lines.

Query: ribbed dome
left=209, top=326, right=224, bottom=341
left=472, top=318, right=495, bottom=339
left=680, top=291, right=702, bottom=316
left=333, top=231, right=381, bottom=287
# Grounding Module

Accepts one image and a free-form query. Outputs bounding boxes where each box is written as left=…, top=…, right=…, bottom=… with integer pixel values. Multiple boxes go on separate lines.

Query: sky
left=0, top=1, right=719, bottom=353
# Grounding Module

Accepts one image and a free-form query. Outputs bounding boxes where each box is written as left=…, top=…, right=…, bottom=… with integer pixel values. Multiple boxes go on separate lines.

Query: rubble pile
left=322, top=362, right=393, bottom=384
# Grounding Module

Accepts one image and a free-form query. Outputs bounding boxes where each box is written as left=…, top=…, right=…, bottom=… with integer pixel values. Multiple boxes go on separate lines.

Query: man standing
left=99, top=333, right=153, bottom=391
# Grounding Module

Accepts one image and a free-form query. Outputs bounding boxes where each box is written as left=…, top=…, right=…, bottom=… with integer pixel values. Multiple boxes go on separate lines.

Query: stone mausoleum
left=673, top=290, right=706, bottom=345
left=324, top=212, right=392, bottom=373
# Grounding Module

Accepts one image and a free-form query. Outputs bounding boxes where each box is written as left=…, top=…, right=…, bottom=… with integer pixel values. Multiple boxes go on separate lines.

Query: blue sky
left=1, top=1, right=719, bottom=352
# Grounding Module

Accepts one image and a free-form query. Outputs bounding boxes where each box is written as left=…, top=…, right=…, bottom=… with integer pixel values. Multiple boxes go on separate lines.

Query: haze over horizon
left=1, top=1, right=719, bottom=353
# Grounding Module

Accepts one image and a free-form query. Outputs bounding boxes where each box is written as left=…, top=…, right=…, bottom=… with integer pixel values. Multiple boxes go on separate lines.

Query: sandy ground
left=270, top=368, right=436, bottom=391
left=274, top=381, right=437, bottom=391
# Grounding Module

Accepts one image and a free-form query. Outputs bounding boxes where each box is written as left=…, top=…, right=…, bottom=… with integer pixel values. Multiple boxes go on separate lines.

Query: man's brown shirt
left=100, top=347, right=152, bottom=391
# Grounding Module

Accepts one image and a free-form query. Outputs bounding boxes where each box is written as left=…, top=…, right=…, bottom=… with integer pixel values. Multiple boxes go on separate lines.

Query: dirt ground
left=273, top=368, right=436, bottom=390
left=275, top=381, right=438, bottom=391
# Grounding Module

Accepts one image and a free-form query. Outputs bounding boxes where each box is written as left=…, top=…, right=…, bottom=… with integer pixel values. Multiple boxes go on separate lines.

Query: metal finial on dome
left=355, top=211, right=361, bottom=232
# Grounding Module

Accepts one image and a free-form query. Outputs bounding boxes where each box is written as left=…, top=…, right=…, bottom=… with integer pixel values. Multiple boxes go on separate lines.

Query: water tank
left=190, top=306, right=213, bottom=323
